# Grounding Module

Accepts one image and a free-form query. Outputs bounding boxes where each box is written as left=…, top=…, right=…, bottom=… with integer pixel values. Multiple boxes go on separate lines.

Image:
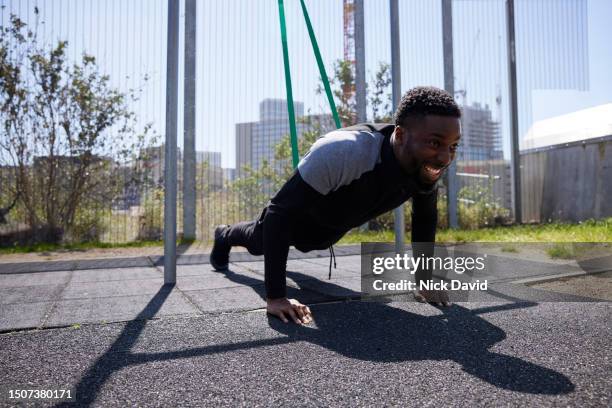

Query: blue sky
left=2, top=0, right=610, bottom=168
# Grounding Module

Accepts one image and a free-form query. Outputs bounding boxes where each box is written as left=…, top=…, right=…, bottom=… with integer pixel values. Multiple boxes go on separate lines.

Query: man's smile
left=420, top=163, right=446, bottom=181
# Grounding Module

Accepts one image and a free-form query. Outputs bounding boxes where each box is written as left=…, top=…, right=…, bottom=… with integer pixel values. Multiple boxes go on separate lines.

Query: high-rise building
left=137, top=146, right=224, bottom=191
left=195, top=151, right=223, bottom=192
left=235, top=99, right=333, bottom=177
left=458, top=103, right=503, bottom=161
left=222, top=168, right=235, bottom=184
left=258, top=99, right=303, bottom=122
left=196, top=151, right=222, bottom=168
left=235, top=122, right=255, bottom=178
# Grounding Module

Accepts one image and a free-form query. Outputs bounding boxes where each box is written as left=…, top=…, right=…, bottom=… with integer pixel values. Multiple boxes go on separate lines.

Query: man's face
left=393, top=115, right=461, bottom=185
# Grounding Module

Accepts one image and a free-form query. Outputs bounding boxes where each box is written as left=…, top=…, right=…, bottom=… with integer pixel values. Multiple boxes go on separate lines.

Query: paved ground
left=0, top=246, right=610, bottom=406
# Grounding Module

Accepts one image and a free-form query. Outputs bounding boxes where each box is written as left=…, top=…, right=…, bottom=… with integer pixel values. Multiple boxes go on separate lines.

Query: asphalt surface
left=0, top=301, right=610, bottom=407
left=0, top=247, right=611, bottom=406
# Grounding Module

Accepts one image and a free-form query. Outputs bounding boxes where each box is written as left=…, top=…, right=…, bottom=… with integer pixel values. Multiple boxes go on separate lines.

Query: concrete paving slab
left=174, top=264, right=212, bottom=277
left=234, top=258, right=357, bottom=280
left=176, top=272, right=264, bottom=291
left=0, top=271, right=71, bottom=288
left=0, top=248, right=607, bottom=338
left=0, top=284, right=63, bottom=305
left=74, top=257, right=152, bottom=270
left=46, top=291, right=199, bottom=327
left=0, top=301, right=54, bottom=331
left=0, top=260, right=76, bottom=274
left=293, top=276, right=362, bottom=298
left=301, top=255, right=363, bottom=273
left=468, top=255, right=583, bottom=283
left=182, top=286, right=267, bottom=312
left=183, top=284, right=330, bottom=313
left=174, top=264, right=264, bottom=281
left=61, top=278, right=167, bottom=300
left=0, top=247, right=339, bottom=274
left=70, top=267, right=162, bottom=283
left=227, top=260, right=361, bottom=299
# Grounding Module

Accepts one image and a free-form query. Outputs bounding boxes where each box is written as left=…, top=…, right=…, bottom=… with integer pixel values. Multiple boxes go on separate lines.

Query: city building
left=457, top=103, right=503, bottom=161
left=131, top=146, right=224, bottom=207
left=222, top=168, right=235, bottom=184
left=195, top=150, right=223, bottom=192
left=235, top=98, right=334, bottom=177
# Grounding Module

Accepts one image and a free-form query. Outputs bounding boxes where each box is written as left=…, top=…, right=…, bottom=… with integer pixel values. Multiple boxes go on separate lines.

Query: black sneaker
left=210, top=225, right=230, bottom=271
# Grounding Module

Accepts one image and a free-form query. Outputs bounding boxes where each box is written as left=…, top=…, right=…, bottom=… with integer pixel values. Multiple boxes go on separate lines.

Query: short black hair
left=394, top=86, right=461, bottom=126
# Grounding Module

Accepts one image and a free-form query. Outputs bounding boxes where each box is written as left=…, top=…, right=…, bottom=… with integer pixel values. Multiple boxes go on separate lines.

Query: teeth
left=424, top=165, right=441, bottom=175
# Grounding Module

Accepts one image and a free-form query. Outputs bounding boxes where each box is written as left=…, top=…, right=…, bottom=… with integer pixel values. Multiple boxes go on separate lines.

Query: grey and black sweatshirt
left=261, top=123, right=439, bottom=299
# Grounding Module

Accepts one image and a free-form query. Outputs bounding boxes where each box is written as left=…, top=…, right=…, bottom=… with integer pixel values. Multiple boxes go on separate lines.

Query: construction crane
left=343, top=0, right=356, bottom=101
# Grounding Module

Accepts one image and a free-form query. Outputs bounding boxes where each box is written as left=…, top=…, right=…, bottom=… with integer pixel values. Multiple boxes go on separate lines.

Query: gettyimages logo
left=360, top=242, right=492, bottom=301
left=369, top=252, right=489, bottom=292
left=360, top=242, right=612, bottom=302
left=371, top=253, right=486, bottom=275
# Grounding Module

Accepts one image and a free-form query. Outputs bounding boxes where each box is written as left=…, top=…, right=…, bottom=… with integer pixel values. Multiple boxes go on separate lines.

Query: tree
left=0, top=11, right=156, bottom=243
left=317, top=59, right=357, bottom=127
left=369, top=62, right=393, bottom=123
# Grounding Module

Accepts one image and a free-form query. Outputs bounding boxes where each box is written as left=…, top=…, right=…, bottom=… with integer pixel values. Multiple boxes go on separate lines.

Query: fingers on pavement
left=297, top=305, right=313, bottom=324
left=276, top=310, right=289, bottom=323
left=286, top=307, right=302, bottom=324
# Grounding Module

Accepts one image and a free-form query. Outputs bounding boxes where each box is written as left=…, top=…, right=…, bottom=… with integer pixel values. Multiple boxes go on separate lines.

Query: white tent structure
left=522, top=103, right=612, bottom=151
left=520, top=103, right=612, bottom=222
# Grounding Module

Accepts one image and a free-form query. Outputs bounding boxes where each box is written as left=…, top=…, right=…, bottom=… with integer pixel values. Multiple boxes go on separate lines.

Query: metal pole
left=183, top=0, right=196, bottom=240
left=390, top=0, right=404, bottom=254
left=442, top=0, right=458, bottom=229
left=355, top=0, right=369, bottom=232
left=354, top=0, right=366, bottom=123
left=164, top=0, right=179, bottom=284
left=506, top=0, right=522, bottom=223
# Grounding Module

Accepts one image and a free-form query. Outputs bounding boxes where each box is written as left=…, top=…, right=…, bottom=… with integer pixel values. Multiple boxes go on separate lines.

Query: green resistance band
left=277, top=0, right=342, bottom=169
left=299, top=0, right=342, bottom=130
left=277, top=0, right=300, bottom=169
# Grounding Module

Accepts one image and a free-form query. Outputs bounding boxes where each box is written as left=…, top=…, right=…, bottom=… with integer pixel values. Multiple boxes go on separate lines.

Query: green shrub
left=457, top=183, right=510, bottom=230
left=137, top=189, right=164, bottom=241
left=65, top=207, right=107, bottom=243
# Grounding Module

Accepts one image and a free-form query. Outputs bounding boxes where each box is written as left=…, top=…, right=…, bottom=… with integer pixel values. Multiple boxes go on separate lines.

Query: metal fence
left=0, top=0, right=610, bottom=247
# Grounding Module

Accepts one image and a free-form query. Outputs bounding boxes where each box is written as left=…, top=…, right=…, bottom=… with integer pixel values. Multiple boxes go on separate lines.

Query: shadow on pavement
left=62, top=267, right=574, bottom=406
left=271, top=270, right=574, bottom=395
left=56, top=283, right=176, bottom=408
left=269, top=302, right=574, bottom=395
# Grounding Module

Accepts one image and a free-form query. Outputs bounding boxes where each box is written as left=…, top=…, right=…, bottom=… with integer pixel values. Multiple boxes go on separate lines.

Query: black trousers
left=222, top=207, right=347, bottom=298
left=222, top=218, right=265, bottom=256
left=221, top=209, right=345, bottom=255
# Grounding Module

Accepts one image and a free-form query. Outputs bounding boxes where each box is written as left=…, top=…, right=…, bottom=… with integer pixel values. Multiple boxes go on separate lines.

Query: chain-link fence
left=1, top=0, right=609, bottom=248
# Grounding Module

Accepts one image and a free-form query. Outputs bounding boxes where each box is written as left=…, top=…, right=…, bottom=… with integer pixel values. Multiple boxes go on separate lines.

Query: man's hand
left=413, top=289, right=451, bottom=307
left=267, top=297, right=313, bottom=324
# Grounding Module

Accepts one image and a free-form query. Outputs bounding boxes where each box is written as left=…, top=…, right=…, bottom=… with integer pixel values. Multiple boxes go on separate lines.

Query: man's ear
left=394, top=125, right=409, bottom=147
left=393, top=126, right=403, bottom=144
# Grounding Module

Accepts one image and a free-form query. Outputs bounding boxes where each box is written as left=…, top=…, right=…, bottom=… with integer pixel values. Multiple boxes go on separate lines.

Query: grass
left=500, top=244, right=519, bottom=253
left=546, top=244, right=575, bottom=259
left=340, top=217, right=612, bottom=244
left=1, top=218, right=611, bottom=255
left=0, top=239, right=192, bottom=255
left=0, top=238, right=204, bottom=255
